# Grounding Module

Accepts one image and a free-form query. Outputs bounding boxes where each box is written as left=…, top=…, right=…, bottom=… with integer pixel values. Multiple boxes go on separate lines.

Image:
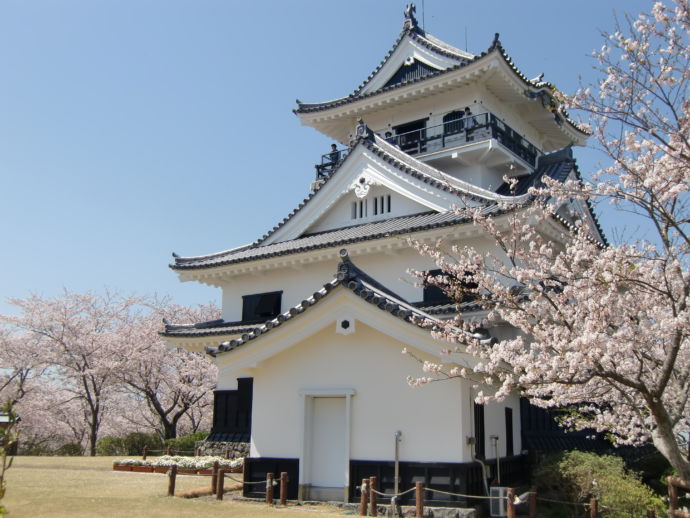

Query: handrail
left=386, top=112, right=538, bottom=166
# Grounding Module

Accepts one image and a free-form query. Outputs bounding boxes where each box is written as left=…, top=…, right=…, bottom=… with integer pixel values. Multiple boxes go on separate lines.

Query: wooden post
left=224, top=448, right=230, bottom=460
left=167, top=465, right=177, bottom=497
left=166, top=445, right=171, bottom=456
left=359, top=478, right=369, bottom=516
left=589, top=498, right=598, bottom=518
left=142, top=446, right=147, bottom=460
left=280, top=472, right=288, bottom=506
left=528, top=488, right=537, bottom=518
left=216, top=469, right=225, bottom=501
left=195, top=447, right=201, bottom=457
left=211, top=461, right=219, bottom=492
left=415, top=481, right=424, bottom=518
left=506, top=488, right=515, bottom=518
left=266, top=472, right=274, bottom=505
left=369, top=476, right=377, bottom=517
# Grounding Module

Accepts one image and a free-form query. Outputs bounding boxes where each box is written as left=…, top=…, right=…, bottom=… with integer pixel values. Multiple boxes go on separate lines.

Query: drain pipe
left=394, top=431, right=402, bottom=495
left=490, top=435, right=500, bottom=485
left=469, top=438, right=490, bottom=496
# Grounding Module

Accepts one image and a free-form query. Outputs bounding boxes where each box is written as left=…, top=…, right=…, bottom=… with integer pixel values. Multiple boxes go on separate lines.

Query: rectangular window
left=393, top=118, right=428, bottom=154
left=242, top=291, right=282, bottom=321
left=474, top=403, right=485, bottom=458
left=422, top=269, right=452, bottom=305
left=505, top=407, right=514, bottom=456
left=387, top=195, right=391, bottom=212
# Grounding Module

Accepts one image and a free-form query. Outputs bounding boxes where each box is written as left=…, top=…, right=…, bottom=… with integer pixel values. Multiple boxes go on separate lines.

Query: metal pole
left=394, top=431, right=402, bottom=495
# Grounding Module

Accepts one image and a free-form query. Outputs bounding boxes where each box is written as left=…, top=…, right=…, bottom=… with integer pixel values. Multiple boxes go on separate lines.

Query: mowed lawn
left=3, top=456, right=346, bottom=518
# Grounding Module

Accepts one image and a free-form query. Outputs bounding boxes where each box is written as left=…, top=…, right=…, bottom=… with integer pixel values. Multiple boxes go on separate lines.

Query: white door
left=309, top=396, right=347, bottom=488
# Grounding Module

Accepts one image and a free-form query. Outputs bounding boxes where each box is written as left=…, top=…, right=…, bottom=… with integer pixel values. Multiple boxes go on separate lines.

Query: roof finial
left=403, top=3, right=418, bottom=31
left=490, top=32, right=501, bottom=50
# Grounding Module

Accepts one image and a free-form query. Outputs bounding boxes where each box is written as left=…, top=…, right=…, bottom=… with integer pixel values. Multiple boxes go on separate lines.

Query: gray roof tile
left=203, top=250, right=492, bottom=357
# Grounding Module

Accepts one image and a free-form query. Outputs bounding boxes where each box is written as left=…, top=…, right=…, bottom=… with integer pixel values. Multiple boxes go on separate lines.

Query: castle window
left=474, top=402, right=485, bottom=458
left=351, top=199, right=368, bottom=220
left=422, top=269, right=477, bottom=304
left=373, top=195, right=392, bottom=216
left=242, top=291, right=282, bottom=321
left=393, top=118, right=427, bottom=154
left=443, top=110, right=464, bottom=135
left=422, top=269, right=452, bottom=304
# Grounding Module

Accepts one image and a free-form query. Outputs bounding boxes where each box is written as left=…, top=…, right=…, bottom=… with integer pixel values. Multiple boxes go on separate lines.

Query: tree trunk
left=649, top=400, right=690, bottom=482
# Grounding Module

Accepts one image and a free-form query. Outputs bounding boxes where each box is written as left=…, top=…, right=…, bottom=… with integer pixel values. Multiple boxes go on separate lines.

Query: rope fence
left=160, top=465, right=685, bottom=518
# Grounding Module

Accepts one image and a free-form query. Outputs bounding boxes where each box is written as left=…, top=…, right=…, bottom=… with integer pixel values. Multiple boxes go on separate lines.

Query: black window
left=443, top=110, right=464, bottom=135
left=423, top=269, right=478, bottom=305
left=423, top=269, right=452, bottom=305
left=393, top=118, right=427, bottom=154
left=474, top=403, right=485, bottom=458
left=242, top=291, right=282, bottom=321
left=505, top=407, right=514, bottom=456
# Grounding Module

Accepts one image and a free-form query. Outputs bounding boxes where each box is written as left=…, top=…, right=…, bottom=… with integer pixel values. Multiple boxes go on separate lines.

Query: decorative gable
left=383, top=59, right=442, bottom=89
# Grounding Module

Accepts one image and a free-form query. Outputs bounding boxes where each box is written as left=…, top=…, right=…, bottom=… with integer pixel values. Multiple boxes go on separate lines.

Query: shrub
left=532, top=451, right=665, bottom=518
left=122, top=433, right=163, bottom=456
left=164, top=431, right=208, bottom=454
left=55, top=442, right=82, bottom=456
left=96, top=436, right=127, bottom=456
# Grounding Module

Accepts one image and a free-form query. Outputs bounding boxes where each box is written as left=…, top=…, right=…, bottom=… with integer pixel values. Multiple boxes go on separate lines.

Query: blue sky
left=0, top=1, right=653, bottom=315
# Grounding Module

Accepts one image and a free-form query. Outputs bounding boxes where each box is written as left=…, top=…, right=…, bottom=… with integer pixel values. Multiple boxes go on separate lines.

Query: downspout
left=394, top=431, right=402, bottom=495
left=490, top=435, right=500, bottom=485
left=469, top=389, right=490, bottom=496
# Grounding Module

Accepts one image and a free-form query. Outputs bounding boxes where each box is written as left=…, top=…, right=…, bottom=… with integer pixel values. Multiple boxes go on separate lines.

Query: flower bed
left=112, top=455, right=244, bottom=474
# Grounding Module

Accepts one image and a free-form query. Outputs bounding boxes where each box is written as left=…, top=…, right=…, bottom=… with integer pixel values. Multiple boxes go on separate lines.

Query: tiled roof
left=496, top=146, right=608, bottom=245
left=204, top=250, right=492, bottom=358
left=171, top=209, right=502, bottom=271
left=161, top=318, right=264, bottom=338
left=294, top=32, right=586, bottom=139
left=171, top=133, right=528, bottom=272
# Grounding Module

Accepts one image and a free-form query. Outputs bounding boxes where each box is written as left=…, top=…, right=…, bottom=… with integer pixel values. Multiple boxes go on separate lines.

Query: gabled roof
left=294, top=32, right=584, bottom=136
left=203, top=250, right=491, bottom=357
left=170, top=129, right=528, bottom=272
left=171, top=209, right=503, bottom=272
left=170, top=130, right=593, bottom=273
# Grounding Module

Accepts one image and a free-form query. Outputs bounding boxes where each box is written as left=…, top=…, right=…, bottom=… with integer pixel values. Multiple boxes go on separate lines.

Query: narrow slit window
left=387, top=195, right=391, bottom=212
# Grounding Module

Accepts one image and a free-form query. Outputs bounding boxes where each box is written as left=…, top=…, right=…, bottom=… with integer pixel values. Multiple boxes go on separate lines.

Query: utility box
left=489, top=486, right=508, bottom=517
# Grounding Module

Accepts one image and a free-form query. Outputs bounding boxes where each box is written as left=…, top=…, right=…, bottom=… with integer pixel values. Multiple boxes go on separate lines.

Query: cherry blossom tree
left=116, top=299, right=218, bottom=440
left=1, top=291, right=141, bottom=456
left=413, top=1, right=690, bottom=481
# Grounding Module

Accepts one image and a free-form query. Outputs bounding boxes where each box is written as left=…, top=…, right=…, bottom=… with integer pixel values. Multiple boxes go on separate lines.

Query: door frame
left=298, top=388, right=355, bottom=499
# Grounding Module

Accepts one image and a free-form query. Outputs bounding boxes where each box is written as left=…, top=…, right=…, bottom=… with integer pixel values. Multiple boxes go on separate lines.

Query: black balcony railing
left=387, top=112, right=538, bottom=166
left=312, top=112, right=538, bottom=181
left=315, top=147, right=350, bottom=178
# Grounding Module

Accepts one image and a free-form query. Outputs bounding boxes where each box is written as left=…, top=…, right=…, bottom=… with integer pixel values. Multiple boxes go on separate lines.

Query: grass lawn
left=3, top=456, right=347, bottom=518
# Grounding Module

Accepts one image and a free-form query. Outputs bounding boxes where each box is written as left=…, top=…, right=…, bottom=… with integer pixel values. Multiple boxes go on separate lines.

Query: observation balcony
left=389, top=112, right=539, bottom=176
left=314, top=147, right=351, bottom=178
left=312, top=112, right=539, bottom=181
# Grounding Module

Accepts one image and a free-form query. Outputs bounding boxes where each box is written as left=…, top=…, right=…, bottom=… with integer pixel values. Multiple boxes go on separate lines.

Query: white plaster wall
left=250, top=322, right=474, bottom=463
left=218, top=236, right=495, bottom=322
left=364, top=87, right=543, bottom=154
left=481, top=393, right=522, bottom=459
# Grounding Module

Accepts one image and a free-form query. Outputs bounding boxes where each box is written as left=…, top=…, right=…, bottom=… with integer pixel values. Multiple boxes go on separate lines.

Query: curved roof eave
left=294, top=34, right=589, bottom=139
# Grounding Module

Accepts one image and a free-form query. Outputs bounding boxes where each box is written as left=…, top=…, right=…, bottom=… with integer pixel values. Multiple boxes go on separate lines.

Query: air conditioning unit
left=489, top=486, right=508, bottom=517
